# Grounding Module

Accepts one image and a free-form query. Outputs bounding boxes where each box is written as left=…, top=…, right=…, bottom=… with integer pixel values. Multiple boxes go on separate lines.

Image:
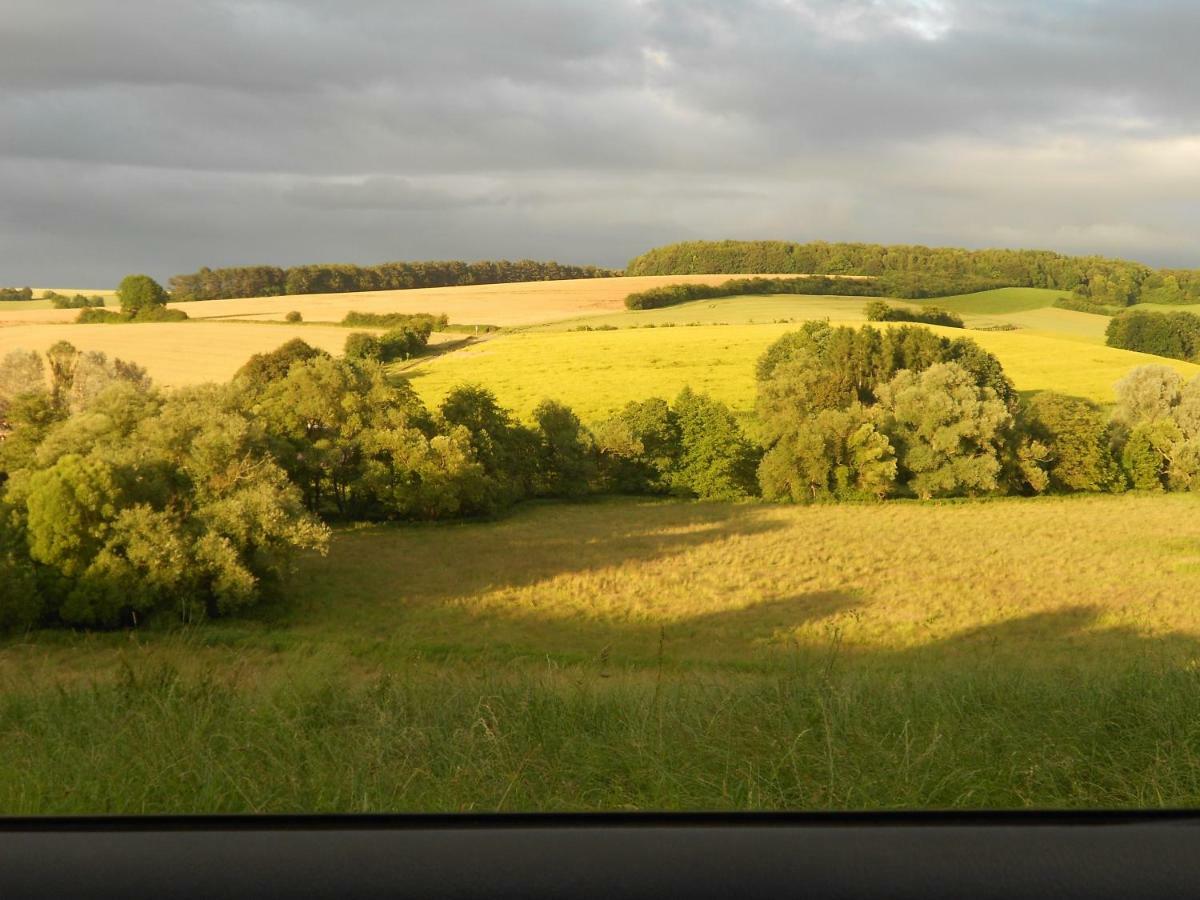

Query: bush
left=863, top=300, right=964, bottom=328
left=235, top=339, right=331, bottom=388
left=1023, top=393, right=1124, bottom=492
left=1052, top=295, right=1118, bottom=316
left=670, top=388, right=760, bottom=500
left=378, top=327, right=429, bottom=362
left=76, top=306, right=187, bottom=324
left=344, top=332, right=382, bottom=361
left=285, top=310, right=303, bottom=323
left=595, top=398, right=682, bottom=494
left=0, top=287, right=34, bottom=302
left=1105, top=309, right=1200, bottom=361
left=531, top=400, right=596, bottom=498
left=342, top=311, right=448, bottom=330
left=48, top=292, right=105, bottom=310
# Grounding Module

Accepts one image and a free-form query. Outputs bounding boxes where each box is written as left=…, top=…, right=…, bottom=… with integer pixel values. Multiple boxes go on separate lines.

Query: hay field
left=402, top=320, right=1200, bottom=421
left=0, top=322, right=452, bottom=387
left=165, top=275, right=787, bottom=326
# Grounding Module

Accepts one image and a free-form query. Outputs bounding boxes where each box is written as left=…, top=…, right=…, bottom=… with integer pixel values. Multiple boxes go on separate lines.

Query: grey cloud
left=2, top=0, right=1200, bottom=284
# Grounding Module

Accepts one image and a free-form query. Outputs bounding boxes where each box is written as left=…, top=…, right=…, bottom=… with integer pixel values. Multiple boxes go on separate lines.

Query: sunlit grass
left=5, top=495, right=1200, bottom=813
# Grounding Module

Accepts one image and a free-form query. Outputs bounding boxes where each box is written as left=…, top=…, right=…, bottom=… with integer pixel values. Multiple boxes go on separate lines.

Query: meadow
left=4, top=495, right=1200, bottom=813
left=7, top=274, right=1200, bottom=814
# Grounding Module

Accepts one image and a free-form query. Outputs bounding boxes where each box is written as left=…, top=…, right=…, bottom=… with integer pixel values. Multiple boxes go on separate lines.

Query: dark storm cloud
left=2, top=0, right=1200, bottom=284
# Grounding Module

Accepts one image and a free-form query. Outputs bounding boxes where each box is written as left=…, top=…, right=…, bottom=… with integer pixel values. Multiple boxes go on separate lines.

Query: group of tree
left=46, top=291, right=106, bottom=309
left=1, top=334, right=760, bottom=630
left=0, top=287, right=34, bottom=302
left=0, top=340, right=326, bottom=631
left=863, top=300, right=963, bottom=328
left=750, top=321, right=1200, bottom=502
left=624, top=274, right=998, bottom=311
left=344, top=326, right=431, bottom=363
left=75, top=275, right=187, bottom=323
left=1105, top=309, right=1200, bottom=362
left=168, top=259, right=620, bottom=301
left=626, top=240, right=1200, bottom=306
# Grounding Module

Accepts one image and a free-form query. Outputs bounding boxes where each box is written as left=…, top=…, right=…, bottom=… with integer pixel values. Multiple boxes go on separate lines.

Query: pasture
left=4, top=495, right=1200, bottom=813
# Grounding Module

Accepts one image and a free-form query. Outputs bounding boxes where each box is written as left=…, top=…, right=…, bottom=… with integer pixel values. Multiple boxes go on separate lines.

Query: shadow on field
left=271, top=499, right=1200, bottom=673
left=295, top=500, right=785, bottom=606
left=876, top=605, right=1200, bottom=670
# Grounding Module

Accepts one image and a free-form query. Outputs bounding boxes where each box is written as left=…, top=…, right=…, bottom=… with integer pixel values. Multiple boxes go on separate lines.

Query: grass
left=5, top=494, right=1200, bottom=813
left=402, top=320, right=1200, bottom=421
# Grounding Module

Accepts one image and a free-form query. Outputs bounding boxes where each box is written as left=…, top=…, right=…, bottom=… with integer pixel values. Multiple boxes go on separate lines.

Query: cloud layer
left=2, top=0, right=1199, bottom=284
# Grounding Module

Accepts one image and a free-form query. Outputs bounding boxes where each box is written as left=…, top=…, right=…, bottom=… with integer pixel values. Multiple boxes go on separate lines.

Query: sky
left=2, top=0, right=1200, bottom=285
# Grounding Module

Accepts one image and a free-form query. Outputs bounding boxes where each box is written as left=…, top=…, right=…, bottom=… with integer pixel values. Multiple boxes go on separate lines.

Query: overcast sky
left=3, top=0, right=1199, bottom=285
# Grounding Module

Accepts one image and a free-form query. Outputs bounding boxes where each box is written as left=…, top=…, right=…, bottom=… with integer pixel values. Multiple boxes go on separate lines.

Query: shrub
left=344, top=332, right=382, bottom=361
left=378, top=327, right=428, bottom=362
left=285, top=310, right=302, bottom=323
left=595, top=398, right=682, bottom=494
left=1105, top=309, right=1200, bottom=361
left=531, top=400, right=596, bottom=498
left=48, top=292, right=105, bottom=309
left=1023, top=393, right=1124, bottom=492
left=1052, top=295, right=1118, bottom=316
left=0, top=287, right=34, bottom=302
left=235, top=339, right=331, bottom=388
left=76, top=306, right=187, bottom=324
left=670, top=388, right=760, bottom=500
left=342, top=311, right=448, bottom=330
left=863, top=301, right=964, bottom=328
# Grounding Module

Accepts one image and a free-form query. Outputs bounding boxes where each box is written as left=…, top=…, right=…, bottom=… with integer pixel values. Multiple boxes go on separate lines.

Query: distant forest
left=169, top=259, right=621, bottom=301
left=626, top=240, right=1200, bottom=307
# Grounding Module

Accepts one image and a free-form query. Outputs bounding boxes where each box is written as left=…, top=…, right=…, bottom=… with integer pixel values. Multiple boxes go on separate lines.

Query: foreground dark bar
left=2, top=811, right=1198, bottom=899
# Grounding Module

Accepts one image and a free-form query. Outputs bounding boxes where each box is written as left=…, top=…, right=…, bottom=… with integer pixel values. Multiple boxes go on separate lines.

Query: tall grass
left=3, top=660, right=1200, bottom=814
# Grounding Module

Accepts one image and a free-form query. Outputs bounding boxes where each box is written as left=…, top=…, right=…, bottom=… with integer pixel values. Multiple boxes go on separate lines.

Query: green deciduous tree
left=1023, top=392, right=1124, bottom=493
left=532, top=399, right=596, bottom=498
left=594, top=398, right=682, bottom=494
left=875, top=362, right=1013, bottom=499
left=671, top=388, right=760, bottom=500
left=116, top=274, right=169, bottom=316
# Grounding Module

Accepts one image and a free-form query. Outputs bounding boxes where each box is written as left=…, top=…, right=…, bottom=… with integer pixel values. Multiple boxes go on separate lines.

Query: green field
left=5, top=495, right=1200, bottom=813
left=403, top=319, right=1200, bottom=422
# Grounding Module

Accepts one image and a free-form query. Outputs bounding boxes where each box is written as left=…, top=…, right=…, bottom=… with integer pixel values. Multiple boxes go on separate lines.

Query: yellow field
left=175, top=275, right=787, bottom=326
left=2, top=279, right=1193, bottom=412
left=0, top=322, right=456, bottom=387
left=402, top=320, right=1200, bottom=421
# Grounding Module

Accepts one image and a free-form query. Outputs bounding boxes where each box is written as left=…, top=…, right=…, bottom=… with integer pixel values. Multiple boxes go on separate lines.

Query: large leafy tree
left=116, top=274, right=169, bottom=316
left=875, top=362, right=1013, bottom=499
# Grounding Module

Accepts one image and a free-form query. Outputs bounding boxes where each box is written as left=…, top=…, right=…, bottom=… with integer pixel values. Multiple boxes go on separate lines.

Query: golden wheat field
left=173, top=275, right=788, bottom=326
left=0, top=322, right=455, bottom=387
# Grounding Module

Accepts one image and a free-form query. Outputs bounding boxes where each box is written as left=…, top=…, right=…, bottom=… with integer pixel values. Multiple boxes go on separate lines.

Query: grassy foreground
left=4, top=495, right=1200, bottom=813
